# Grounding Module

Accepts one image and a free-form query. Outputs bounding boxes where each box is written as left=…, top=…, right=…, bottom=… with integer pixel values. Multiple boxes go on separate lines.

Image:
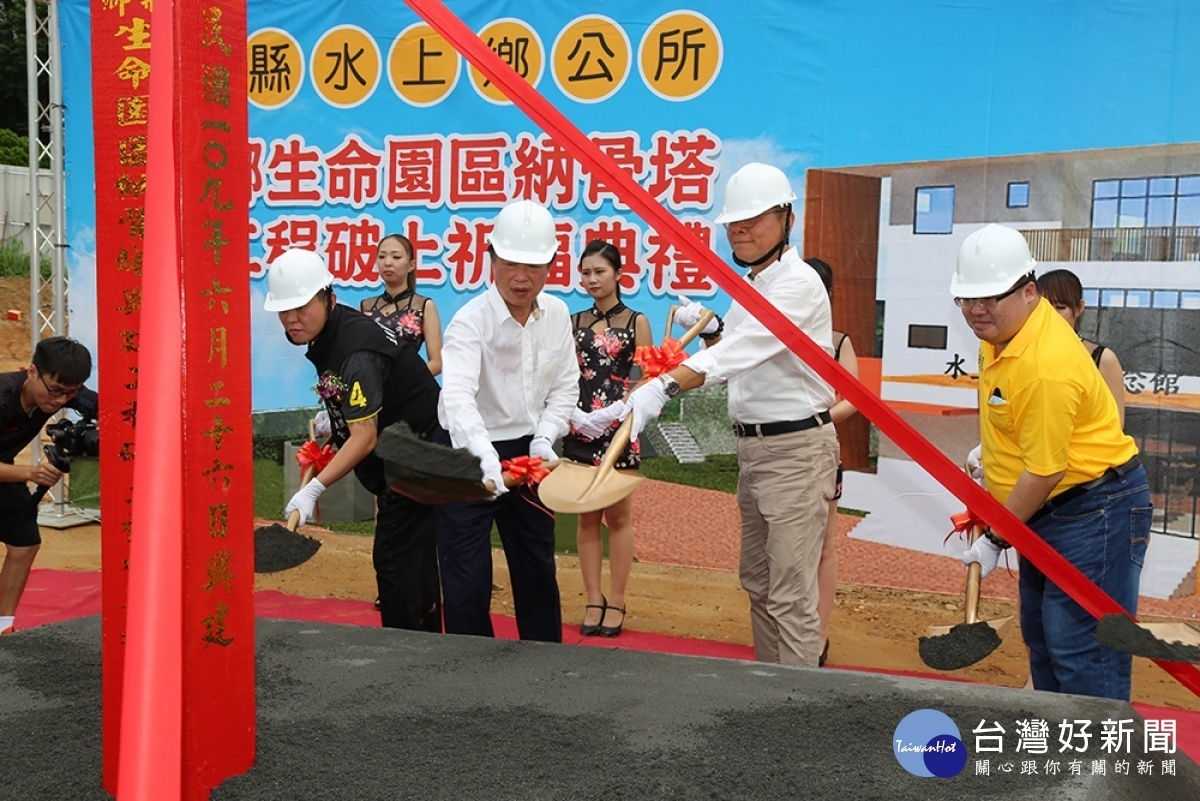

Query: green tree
left=0, top=0, right=51, bottom=140
left=0, top=127, right=31, bottom=167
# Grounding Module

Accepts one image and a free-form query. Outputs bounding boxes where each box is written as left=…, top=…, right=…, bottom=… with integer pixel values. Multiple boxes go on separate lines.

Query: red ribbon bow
left=295, top=440, right=335, bottom=474
left=945, top=509, right=985, bottom=545
left=502, top=455, right=550, bottom=486
left=634, top=337, right=685, bottom=378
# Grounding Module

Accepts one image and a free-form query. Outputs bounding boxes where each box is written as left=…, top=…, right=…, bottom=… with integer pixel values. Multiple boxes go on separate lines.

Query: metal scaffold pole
left=27, top=0, right=94, bottom=528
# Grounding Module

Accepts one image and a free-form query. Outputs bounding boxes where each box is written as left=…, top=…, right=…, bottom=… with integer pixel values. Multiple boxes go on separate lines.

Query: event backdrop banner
left=59, top=1, right=1200, bottom=560
left=59, top=0, right=1200, bottom=412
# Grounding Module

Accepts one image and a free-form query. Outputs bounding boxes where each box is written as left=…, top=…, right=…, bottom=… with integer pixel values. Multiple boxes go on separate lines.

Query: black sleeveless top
left=360, top=289, right=429, bottom=348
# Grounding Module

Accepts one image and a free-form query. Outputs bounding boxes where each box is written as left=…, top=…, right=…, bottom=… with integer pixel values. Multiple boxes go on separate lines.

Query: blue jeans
left=1018, top=465, right=1152, bottom=701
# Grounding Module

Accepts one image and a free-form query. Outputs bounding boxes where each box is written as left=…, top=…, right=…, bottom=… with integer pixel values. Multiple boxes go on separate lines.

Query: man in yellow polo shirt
left=954, top=224, right=1151, bottom=701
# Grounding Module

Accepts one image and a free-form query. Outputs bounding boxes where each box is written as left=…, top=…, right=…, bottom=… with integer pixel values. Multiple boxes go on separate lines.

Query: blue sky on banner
left=59, top=0, right=1200, bottom=411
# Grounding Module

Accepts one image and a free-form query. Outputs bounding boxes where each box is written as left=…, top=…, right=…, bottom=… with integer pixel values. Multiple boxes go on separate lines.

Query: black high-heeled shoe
left=599, top=604, right=625, bottom=637
left=819, top=639, right=830, bottom=667
left=580, top=596, right=607, bottom=636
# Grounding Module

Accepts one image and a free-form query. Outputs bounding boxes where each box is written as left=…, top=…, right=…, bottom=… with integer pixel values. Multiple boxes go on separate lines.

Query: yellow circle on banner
left=388, top=23, right=461, bottom=107
left=310, top=25, right=381, bottom=109
left=638, top=11, right=723, bottom=101
left=247, top=28, right=304, bottom=109
left=551, top=15, right=631, bottom=103
left=468, top=18, right=544, bottom=105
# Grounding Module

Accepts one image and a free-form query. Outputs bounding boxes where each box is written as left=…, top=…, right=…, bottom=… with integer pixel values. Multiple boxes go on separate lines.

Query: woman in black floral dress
left=360, top=233, right=443, bottom=376
left=565, top=240, right=652, bottom=637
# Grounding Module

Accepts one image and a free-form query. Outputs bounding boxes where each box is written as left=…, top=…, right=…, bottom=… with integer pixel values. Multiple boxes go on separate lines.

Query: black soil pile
left=918, top=621, right=1003, bottom=670
left=254, top=523, right=321, bottom=573
left=1095, top=614, right=1200, bottom=662
left=5, top=617, right=1200, bottom=800
left=376, top=422, right=481, bottom=481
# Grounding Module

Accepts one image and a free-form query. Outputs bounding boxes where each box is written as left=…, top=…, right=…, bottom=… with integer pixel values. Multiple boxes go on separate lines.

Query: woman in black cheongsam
left=565, top=240, right=652, bottom=637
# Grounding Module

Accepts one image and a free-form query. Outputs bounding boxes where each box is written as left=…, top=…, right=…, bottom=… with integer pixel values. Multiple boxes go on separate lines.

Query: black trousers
left=435, top=435, right=561, bottom=643
left=0, top=482, right=38, bottom=547
left=374, top=487, right=442, bottom=632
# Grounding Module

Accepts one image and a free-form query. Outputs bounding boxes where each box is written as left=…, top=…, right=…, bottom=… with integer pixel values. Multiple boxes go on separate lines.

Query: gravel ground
left=3, top=616, right=1199, bottom=800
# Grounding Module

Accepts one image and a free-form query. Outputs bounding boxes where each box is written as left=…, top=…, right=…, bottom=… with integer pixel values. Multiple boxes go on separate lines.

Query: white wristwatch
left=659, top=375, right=680, bottom=398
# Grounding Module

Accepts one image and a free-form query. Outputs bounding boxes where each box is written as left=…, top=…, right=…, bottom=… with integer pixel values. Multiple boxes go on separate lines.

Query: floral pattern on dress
left=563, top=316, right=641, bottom=470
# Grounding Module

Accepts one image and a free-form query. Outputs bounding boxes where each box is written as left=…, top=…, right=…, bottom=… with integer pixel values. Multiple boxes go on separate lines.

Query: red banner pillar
left=90, top=0, right=148, bottom=788
left=91, top=1, right=255, bottom=797
left=177, top=2, right=256, bottom=795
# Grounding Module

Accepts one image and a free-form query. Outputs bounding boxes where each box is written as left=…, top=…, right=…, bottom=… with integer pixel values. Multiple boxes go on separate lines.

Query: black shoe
left=819, top=639, right=830, bottom=667
left=580, top=597, right=607, bottom=636
left=599, top=604, right=625, bottom=637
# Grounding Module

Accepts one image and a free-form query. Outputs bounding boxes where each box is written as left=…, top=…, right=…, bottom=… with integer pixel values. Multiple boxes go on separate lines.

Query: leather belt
left=732, top=411, right=832, bottom=438
left=1028, top=456, right=1142, bottom=524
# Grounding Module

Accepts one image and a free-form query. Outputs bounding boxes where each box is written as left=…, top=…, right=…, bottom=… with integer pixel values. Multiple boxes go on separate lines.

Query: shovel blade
left=387, top=473, right=494, bottom=505
left=1094, top=614, right=1200, bottom=662
left=538, top=460, right=645, bottom=513
left=918, top=621, right=1003, bottom=671
left=254, top=522, right=321, bottom=573
left=926, top=615, right=1013, bottom=639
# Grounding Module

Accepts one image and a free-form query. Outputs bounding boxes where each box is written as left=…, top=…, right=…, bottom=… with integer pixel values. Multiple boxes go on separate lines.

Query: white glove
left=313, top=410, right=331, bottom=439
left=481, top=455, right=508, bottom=498
left=529, top=436, right=556, bottom=462
left=966, top=444, right=984, bottom=481
left=623, top=379, right=669, bottom=441
left=961, top=534, right=1003, bottom=579
left=571, top=401, right=628, bottom=440
left=464, top=437, right=508, bottom=498
left=674, top=298, right=718, bottom=334
left=285, top=477, right=327, bottom=527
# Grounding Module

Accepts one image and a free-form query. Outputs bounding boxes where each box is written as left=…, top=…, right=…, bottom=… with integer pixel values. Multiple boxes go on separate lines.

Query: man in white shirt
left=624, top=163, right=839, bottom=667
left=436, top=200, right=580, bottom=642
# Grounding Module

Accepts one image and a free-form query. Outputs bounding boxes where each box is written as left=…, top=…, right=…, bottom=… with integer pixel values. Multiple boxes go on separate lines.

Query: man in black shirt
left=0, top=337, right=97, bottom=635
left=265, top=248, right=443, bottom=631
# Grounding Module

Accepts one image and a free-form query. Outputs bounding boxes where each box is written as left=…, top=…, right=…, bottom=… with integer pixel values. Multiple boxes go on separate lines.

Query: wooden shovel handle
left=288, top=454, right=318, bottom=532
left=961, top=461, right=983, bottom=625
left=964, top=527, right=983, bottom=625
left=582, top=306, right=716, bottom=483
left=677, top=309, right=716, bottom=349
left=659, top=305, right=713, bottom=351
left=595, top=414, right=634, bottom=477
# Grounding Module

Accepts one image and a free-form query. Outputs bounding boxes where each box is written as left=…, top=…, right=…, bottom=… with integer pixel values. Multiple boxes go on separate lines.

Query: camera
left=45, top=417, right=100, bottom=469
left=29, top=417, right=99, bottom=507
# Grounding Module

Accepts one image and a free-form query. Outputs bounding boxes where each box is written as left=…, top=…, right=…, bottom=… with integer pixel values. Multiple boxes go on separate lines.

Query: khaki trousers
left=736, top=424, right=839, bottom=667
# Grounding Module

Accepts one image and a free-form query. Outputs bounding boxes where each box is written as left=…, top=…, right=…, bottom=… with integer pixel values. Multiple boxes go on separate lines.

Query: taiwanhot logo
left=893, top=709, right=967, bottom=778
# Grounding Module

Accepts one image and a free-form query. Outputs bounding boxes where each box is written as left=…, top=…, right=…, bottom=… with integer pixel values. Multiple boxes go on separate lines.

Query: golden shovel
left=538, top=308, right=716, bottom=514
left=538, top=415, right=643, bottom=513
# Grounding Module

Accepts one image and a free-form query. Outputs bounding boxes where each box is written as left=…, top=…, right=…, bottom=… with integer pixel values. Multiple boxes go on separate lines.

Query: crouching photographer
left=0, top=337, right=97, bottom=636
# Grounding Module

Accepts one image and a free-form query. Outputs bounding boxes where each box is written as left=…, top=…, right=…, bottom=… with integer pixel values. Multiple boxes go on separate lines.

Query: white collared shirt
left=683, top=247, right=836, bottom=424
left=438, top=283, right=580, bottom=456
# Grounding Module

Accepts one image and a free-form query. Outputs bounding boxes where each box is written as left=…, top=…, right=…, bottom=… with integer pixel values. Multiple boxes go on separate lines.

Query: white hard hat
left=488, top=200, right=558, bottom=264
left=714, top=162, right=798, bottom=224
left=950, top=224, right=1036, bottom=299
left=264, top=248, right=333, bottom=312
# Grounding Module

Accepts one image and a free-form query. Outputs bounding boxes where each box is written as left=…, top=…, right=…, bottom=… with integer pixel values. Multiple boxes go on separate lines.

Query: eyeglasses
left=39, top=374, right=81, bottom=398
left=723, top=208, right=784, bottom=232
left=953, top=276, right=1034, bottom=310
